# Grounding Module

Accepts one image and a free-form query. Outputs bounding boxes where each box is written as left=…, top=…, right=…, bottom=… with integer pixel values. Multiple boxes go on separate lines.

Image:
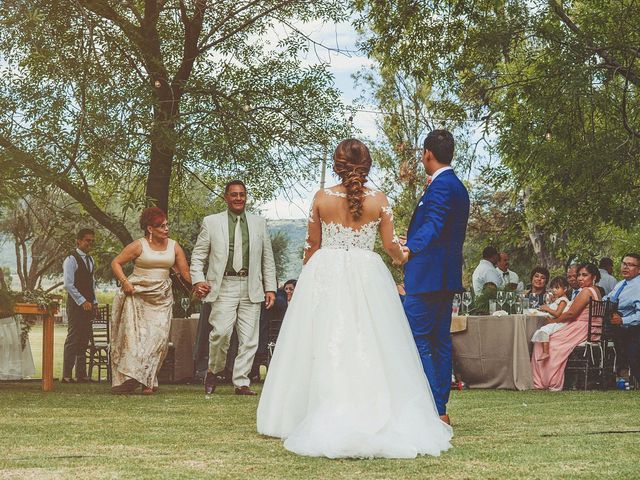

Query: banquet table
left=451, top=314, right=547, bottom=390
left=169, top=316, right=199, bottom=382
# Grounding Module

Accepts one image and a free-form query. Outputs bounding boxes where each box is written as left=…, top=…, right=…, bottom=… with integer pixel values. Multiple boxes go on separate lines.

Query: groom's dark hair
left=423, top=129, right=454, bottom=165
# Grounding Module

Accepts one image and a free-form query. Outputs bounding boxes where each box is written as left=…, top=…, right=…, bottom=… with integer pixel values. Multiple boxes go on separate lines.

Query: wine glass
left=452, top=294, right=461, bottom=315
left=520, top=294, right=530, bottom=312
left=462, top=291, right=472, bottom=315
left=496, top=290, right=506, bottom=312
left=180, top=297, right=190, bottom=316
left=506, top=292, right=517, bottom=314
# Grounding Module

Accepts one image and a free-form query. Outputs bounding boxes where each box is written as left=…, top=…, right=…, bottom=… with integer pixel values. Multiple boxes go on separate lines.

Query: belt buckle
left=237, top=269, right=248, bottom=277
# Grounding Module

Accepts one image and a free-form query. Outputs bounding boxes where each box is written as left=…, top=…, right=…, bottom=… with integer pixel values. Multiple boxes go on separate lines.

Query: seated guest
left=525, top=266, right=550, bottom=307
left=110, top=207, right=192, bottom=394
left=606, top=254, right=640, bottom=385
left=531, top=263, right=602, bottom=390
left=597, top=257, right=618, bottom=296
left=566, top=264, right=581, bottom=300
left=496, top=252, right=524, bottom=292
left=248, top=280, right=295, bottom=381
left=472, top=246, right=503, bottom=294
left=532, top=276, right=571, bottom=360
left=283, top=279, right=297, bottom=302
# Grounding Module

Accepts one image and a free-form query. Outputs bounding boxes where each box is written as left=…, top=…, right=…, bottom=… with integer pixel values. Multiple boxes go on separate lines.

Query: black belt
left=224, top=269, right=248, bottom=277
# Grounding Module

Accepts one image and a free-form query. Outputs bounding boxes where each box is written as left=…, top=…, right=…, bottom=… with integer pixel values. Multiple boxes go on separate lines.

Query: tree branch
left=0, top=135, right=134, bottom=246
left=198, top=0, right=297, bottom=53
left=550, top=0, right=640, bottom=87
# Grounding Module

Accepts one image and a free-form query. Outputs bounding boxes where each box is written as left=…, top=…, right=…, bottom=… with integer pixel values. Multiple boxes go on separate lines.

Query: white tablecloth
left=0, top=316, right=35, bottom=380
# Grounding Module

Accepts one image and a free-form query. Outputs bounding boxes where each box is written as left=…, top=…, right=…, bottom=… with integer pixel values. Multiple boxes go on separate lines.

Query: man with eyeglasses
left=606, top=253, right=640, bottom=385
left=61, top=228, right=98, bottom=384
left=191, top=180, right=277, bottom=396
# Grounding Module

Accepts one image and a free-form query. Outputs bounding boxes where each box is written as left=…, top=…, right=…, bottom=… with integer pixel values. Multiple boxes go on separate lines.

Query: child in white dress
left=531, top=276, right=571, bottom=361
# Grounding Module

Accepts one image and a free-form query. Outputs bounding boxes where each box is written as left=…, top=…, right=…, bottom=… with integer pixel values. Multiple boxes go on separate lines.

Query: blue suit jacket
left=404, top=169, right=470, bottom=295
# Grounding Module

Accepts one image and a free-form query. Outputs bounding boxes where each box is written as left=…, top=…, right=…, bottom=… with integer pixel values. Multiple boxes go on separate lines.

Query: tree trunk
left=146, top=88, right=178, bottom=212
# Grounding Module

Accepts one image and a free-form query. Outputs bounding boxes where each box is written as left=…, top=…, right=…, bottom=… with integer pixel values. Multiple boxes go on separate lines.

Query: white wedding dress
left=257, top=200, right=452, bottom=458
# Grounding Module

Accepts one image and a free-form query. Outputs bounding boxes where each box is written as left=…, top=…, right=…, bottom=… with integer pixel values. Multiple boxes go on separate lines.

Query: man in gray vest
left=61, top=228, right=97, bottom=383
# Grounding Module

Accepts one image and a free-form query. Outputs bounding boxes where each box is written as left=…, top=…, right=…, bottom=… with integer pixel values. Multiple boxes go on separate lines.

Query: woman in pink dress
left=531, top=263, right=602, bottom=390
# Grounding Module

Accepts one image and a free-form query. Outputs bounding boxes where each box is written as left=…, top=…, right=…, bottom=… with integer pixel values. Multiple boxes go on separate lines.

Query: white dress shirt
left=496, top=268, right=524, bottom=292
left=430, top=166, right=453, bottom=183
left=472, top=259, right=503, bottom=294
left=62, top=249, right=97, bottom=306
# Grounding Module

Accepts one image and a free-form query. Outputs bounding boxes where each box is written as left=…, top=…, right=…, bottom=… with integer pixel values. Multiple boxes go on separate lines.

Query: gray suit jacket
left=190, top=211, right=277, bottom=303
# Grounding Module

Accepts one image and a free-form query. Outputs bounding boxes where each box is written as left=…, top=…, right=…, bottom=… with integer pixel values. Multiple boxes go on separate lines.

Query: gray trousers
left=62, top=301, right=93, bottom=379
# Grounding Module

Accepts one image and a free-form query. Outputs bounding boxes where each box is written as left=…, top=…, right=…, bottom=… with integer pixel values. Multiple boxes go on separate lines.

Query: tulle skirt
left=257, top=248, right=452, bottom=458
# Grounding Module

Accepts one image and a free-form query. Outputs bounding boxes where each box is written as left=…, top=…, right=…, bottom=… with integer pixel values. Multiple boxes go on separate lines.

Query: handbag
left=169, top=268, right=193, bottom=296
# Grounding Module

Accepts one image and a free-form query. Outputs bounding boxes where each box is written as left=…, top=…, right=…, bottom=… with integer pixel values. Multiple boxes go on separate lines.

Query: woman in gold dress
left=110, top=207, right=191, bottom=394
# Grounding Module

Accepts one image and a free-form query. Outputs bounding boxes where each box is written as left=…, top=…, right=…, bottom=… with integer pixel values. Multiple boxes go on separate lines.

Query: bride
left=256, top=139, right=452, bottom=458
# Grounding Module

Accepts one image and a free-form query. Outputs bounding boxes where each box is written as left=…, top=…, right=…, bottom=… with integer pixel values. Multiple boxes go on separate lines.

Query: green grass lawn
left=2, top=328, right=639, bottom=479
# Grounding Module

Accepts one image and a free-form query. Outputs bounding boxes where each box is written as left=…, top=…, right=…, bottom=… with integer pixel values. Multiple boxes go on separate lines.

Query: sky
left=259, top=20, right=379, bottom=220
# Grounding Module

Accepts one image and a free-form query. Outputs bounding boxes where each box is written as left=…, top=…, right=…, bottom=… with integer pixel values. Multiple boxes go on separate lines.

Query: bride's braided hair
left=332, top=139, right=372, bottom=220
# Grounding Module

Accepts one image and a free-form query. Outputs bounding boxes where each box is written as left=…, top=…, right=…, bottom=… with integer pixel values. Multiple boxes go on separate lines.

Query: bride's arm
left=379, top=195, right=407, bottom=265
left=303, top=192, right=322, bottom=265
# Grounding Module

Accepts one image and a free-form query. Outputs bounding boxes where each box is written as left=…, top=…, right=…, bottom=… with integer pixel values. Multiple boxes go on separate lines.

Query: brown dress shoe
left=439, top=414, right=451, bottom=425
left=234, top=386, right=257, bottom=396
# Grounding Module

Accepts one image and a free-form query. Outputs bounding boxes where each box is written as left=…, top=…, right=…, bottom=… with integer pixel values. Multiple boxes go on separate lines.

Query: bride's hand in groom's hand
left=400, top=247, right=410, bottom=265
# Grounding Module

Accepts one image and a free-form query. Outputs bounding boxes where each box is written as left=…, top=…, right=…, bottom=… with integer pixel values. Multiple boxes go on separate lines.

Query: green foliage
left=357, top=0, right=640, bottom=270
left=0, top=1, right=349, bottom=245
left=270, top=231, right=291, bottom=284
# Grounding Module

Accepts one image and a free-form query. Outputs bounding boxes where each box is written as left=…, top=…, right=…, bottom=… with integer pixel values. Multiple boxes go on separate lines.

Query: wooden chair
left=87, top=304, right=111, bottom=383
left=565, top=299, right=618, bottom=390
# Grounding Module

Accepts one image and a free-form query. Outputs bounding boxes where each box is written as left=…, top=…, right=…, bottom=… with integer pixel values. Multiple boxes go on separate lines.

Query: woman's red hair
left=139, top=207, right=167, bottom=233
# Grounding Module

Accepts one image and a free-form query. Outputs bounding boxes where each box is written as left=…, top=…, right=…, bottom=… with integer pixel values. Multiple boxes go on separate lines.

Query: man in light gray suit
left=190, top=180, right=277, bottom=395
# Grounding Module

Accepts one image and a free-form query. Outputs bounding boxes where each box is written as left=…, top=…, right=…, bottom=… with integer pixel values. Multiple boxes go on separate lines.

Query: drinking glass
left=521, top=295, right=530, bottom=312
left=506, top=292, right=517, bottom=313
left=489, top=299, right=497, bottom=314
left=452, top=294, right=461, bottom=315
left=496, top=290, right=506, bottom=312
left=462, top=291, right=472, bottom=315
left=180, top=297, right=190, bottom=316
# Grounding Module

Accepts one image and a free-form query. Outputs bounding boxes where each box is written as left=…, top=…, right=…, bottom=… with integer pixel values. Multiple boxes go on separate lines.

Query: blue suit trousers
left=403, top=292, right=453, bottom=415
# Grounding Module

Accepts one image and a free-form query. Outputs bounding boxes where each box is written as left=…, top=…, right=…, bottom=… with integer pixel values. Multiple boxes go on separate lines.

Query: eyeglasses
left=622, top=262, right=639, bottom=268
left=154, top=223, right=170, bottom=229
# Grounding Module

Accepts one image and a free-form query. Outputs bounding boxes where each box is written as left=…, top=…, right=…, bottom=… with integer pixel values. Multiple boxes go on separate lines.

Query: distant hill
left=1, top=224, right=309, bottom=289
left=267, top=219, right=307, bottom=282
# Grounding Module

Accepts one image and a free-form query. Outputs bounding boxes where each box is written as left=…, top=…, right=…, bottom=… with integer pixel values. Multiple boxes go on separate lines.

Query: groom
left=402, top=130, right=470, bottom=425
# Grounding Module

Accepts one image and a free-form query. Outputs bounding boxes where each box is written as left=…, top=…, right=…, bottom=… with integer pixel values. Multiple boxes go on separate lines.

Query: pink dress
left=531, top=287, right=600, bottom=391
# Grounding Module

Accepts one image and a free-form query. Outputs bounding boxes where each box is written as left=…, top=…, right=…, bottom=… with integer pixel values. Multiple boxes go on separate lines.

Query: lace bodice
left=321, top=220, right=380, bottom=251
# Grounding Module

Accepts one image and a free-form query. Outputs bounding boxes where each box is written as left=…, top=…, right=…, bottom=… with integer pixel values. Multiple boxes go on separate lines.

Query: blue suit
left=403, top=169, right=469, bottom=415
